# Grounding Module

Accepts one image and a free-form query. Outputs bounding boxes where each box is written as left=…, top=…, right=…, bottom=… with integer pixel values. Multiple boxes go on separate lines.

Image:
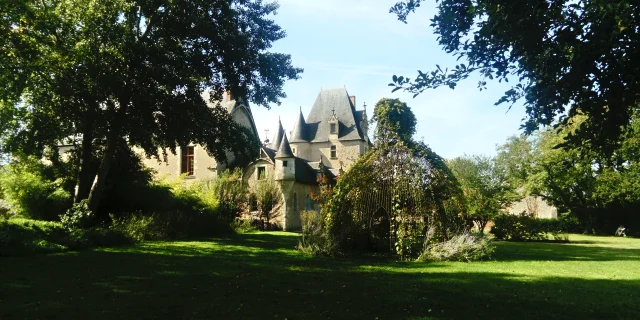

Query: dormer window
left=330, top=123, right=337, bottom=134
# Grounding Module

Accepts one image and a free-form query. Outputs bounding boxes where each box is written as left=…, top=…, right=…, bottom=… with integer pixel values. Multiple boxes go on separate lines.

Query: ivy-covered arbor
left=321, top=141, right=463, bottom=257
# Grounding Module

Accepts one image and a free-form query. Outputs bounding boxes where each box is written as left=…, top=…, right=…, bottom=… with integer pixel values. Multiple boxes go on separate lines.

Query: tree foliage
left=0, top=0, right=301, bottom=212
left=389, top=0, right=640, bottom=154
left=497, top=113, right=640, bottom=234
left=448, top=155, right=517, bottom=233
left=372, top=98, right=417, bottom=144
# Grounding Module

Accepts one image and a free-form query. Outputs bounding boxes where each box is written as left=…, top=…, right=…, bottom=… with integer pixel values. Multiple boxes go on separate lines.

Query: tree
left=495, top=112, right=640, bottom=234
left=496, top=135, right=540, bottom=195
left=0, top=0, right=302, bottom=212
left=389, top=0, right=640, bottom=154
left=372, top=98, right=417, bottom=144
left=254, top=171, right=282, bottom=229
left=448, top=155, right=517, bottom=233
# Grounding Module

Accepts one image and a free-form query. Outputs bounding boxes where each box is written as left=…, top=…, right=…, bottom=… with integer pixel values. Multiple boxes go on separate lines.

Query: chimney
left=349, top=96, right=356, bottom=106
left=226, top=90, right=235, bottom=102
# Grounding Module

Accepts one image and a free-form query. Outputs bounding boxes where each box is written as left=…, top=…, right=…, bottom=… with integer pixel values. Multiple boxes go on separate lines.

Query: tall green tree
left=496, top=113, right=640, bottom=233
left=372, top=98, right=417, bottom=144
left=0, top=0, right=302, bottom=212
left=448, top=155, right=517, bottom=233
left=389, top=0, right=640, bottom=154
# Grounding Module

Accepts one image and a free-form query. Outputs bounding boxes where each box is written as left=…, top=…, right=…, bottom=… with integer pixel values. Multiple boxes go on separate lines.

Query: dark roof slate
left=294, top=158, right=320, bottom=184
left=275, top=134, right=294, bottom=158
left=270, top=120, right=285, bottom=150
left=290, top=109, right=308, bottom=142
left=306, top=88, right=365, bottom=142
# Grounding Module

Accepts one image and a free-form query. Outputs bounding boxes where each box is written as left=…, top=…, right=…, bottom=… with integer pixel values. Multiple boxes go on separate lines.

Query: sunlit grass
left=1, top=233, right=639, bottom=319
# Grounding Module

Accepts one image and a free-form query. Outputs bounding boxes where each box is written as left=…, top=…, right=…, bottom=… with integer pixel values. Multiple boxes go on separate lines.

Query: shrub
left=491, top=214, right=570, bottom=241
left=419, top=230, right=494, bottom=262
left=110, top=209, right=232, bottom=241
left=0, top=160, right=72, bottom=221
left=297, top=210, right=333, bottom=256
left=231, top=218, right=260, bottom=234
left=59, top=200, right=95, bottom=230
left=0, top=218, right=131, bottom=257
left=0, top=199, right=12, bottom=220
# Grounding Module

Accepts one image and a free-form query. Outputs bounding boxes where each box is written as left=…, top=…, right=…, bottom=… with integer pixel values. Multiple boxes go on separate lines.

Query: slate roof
left=294, top=158, right=321, bottom=184
left=290, top=109, right=308, bottom=143
left=275, top=134, right=294, bottom=158
left=305, top=88, right=365, bottom=142
left=270, top=119, right=285, bottom=150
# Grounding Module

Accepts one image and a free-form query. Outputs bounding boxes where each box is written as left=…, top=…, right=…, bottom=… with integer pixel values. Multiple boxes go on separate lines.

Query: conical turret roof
left=270, top=119, right=285, bottom=150
left=290, top=108, right=308, bottom=142
left=275, top=134, right=294, bottom=158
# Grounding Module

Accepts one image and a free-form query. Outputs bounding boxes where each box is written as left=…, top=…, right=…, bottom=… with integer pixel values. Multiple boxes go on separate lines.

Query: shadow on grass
left=494, top=241, right=640, bottom=262
left=1, top=233, right=639, bottom=319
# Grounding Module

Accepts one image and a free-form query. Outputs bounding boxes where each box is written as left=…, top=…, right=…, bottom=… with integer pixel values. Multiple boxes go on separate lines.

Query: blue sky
left=251, top=0, right=527, bottom=159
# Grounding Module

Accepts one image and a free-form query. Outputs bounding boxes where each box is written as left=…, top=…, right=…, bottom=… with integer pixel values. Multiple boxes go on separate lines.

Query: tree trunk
left=87, top=131, right=117, bottom=213
left=74, top=121, right=94, bottom=203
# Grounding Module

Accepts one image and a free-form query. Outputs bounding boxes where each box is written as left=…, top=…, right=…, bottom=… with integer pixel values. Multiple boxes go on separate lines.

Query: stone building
left=143, top=87, right=371, bottom=230
left=141, top=91, right=260, bottom=180
left=244, top=88, right=372, bottom=230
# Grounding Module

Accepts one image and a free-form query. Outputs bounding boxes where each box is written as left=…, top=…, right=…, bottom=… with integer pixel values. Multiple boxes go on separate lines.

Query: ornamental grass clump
left=419, top=231, right=494, bottom=262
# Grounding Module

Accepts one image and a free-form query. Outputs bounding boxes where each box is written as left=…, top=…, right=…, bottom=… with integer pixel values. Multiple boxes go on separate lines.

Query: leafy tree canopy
left=448, top=155, right=517, bottom=232
left=372, top=98, right=417, bottom=144
left=497, top=112, right=640, bottom=233
left=389, top=0, right=640, bottom=154
left=0, top=0, right=302, bottom=211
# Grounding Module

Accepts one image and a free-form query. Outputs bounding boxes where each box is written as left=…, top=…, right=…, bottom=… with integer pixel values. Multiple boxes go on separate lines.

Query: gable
left=305, top=88, right=364, bottom=142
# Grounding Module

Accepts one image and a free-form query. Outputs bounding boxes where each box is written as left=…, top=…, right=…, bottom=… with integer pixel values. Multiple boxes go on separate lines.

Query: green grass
left=1, top=233, right=639, bottom=319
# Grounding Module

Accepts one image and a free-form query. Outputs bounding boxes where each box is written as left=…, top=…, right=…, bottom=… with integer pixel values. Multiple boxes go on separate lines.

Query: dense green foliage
left=300, top=99, right=465, bottom=258
left=0, top=157, right=71, bottom=220
left=448, top=155, right=517, bottom=233
left=0, top=218, right=131, bottom=257
left=491, top=214, right=579, bottom=242
left=371, top=98, right=417, bottom=143
left=1, top=232, right=639, bottom=319
left=0, top=0, right=300, bottom=212
left=496, top=114, right=640, bottom=235
left=389, top=0, right=640, bottom=154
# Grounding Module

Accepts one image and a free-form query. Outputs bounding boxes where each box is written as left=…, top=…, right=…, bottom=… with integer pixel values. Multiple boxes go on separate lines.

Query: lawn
left=1, top=233, right=639, bottom=320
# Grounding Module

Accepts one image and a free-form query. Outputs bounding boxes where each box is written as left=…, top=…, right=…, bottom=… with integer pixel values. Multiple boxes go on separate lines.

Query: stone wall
left=506, top=196, right=558, bottom=219
left=291, top=139, right=366, bottom=170
left=140, top=145, right=217, bottom=181
left=244, top=160, right=318, bottom=231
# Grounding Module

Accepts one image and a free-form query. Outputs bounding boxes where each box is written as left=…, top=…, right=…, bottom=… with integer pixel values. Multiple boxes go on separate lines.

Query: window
left=181, top=146, right=195, bottom=176
left=293, top=192, right=297, bottom=214
left=257, top=167, right=266, bottom=180
left=292, top=148, right=296, bottom=154
left=283, top=160, right=288, bottom=167
left=305, top=194, right=312, bottom=210
left=330, top=123, right=337, bottom=134
left=330, top=145, right=337, bottom=159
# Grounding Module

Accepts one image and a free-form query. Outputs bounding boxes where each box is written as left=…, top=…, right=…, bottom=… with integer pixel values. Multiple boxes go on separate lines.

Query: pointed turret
left=290, top=108, right=308, bottom=143
left=275, top=134, right=294, bottom=158
left=270, top=119, right=285, bottom=150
